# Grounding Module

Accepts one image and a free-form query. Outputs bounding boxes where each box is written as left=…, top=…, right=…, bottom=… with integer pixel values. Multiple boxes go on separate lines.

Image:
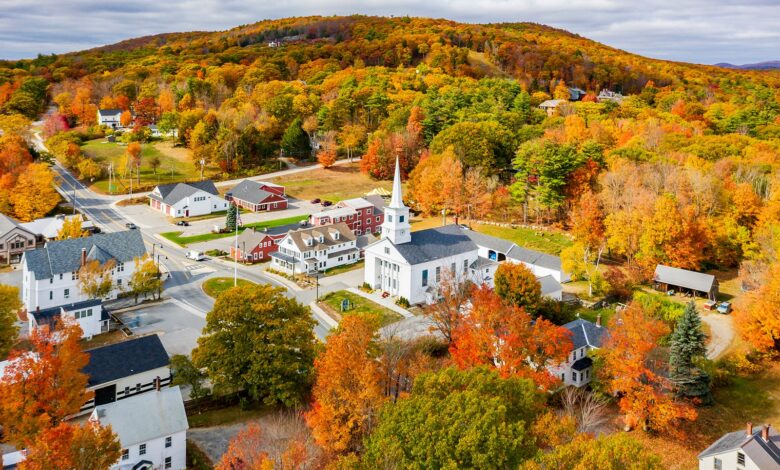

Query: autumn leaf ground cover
left=269, top=164, right=393, bottom=202
left=81, top=138, right=211, bottom=193
left=319, top=290, right=403, bottom=327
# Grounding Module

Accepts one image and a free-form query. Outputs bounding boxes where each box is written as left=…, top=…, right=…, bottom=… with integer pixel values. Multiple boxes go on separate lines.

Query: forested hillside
left=0, top=15, right=779, bottom=342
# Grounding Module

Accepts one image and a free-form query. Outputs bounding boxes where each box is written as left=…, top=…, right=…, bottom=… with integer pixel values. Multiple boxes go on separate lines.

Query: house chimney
left=155, top=376, right=161, bottom=391
left=454, top=215, right=459, bottom=226
left=747, top=422, right=753, bottom=436
left=762, top=424, right=771, bottom=442
left=596, top=314, right=602, bottom=328
left=80, top=248, right=87, bottom=267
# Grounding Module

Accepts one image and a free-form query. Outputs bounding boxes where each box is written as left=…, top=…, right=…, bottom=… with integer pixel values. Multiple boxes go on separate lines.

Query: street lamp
left=314, top=271, right=320, bottom=301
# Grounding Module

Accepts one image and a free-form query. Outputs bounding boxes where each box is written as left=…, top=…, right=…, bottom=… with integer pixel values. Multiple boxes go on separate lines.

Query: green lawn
left=472, top=223, right=572, bottom=255
left=161, top=215, right=308, bottom=246
left=81, top=139, right=214, bottom=194
left=320, top=290, right=403, bottom=327
left=321, top=260, right=365, bottom=277
left=202, top=277, right=257, bottom=298
left=187, top=401, right=272, bottom=428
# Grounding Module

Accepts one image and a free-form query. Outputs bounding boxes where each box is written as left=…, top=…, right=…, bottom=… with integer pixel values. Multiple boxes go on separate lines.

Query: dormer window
left=318, top=236, right=324, bottom=243
left=334, top=232, right=340, bottom=240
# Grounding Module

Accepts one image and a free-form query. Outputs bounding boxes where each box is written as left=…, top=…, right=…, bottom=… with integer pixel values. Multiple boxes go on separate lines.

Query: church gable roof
left=392, top=225, right=478, bottom=265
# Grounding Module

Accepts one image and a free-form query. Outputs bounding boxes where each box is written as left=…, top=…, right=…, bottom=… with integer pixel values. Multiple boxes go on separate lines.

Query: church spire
left=389, top=157, right=404, bottom=209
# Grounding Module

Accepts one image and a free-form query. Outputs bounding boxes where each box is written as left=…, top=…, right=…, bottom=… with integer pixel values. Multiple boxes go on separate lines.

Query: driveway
left=115, top=300, right=207, bottom=356
left=701, top=311, right=735, bottom=359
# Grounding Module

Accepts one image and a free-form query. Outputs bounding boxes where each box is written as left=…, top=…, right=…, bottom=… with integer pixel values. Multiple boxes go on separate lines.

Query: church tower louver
left=380, top=158, right=412, bottom=245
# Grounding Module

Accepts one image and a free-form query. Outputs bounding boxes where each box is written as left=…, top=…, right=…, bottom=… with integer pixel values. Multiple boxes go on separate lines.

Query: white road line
left=169, top=298, right=207, bottom=319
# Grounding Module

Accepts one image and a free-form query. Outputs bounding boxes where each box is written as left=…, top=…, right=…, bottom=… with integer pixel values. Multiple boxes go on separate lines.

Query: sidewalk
left=309, top=302, right=338, bottom=329
left=347, top=287, right=414, bottom=318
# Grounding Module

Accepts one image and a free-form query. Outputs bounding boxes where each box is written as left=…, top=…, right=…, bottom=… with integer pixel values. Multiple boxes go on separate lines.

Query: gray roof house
left=654, top=264, right=718, bottom=300
left=0, top=213, right=36, bottom=265
left=148, top=180, right=220, bottom=206
left=23, top=229, right=146, bottom=280
left=550, top=317, right=608, bottom=387
left=699, top=423, right=780, bottom=470
left=393, top=224, right=478, bottom=265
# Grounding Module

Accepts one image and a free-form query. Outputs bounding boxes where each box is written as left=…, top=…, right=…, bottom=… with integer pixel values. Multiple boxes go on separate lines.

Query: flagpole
left=233, top=204, right=238, bottom=287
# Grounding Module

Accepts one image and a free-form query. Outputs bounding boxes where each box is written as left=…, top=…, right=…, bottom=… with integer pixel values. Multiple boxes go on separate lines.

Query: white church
left=363, top=159, right=567, bottom=305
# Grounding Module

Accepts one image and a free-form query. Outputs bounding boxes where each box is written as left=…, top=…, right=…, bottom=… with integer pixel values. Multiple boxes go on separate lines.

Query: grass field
left=81, top=139, right=217, bottom=194
left=269, top=163, right=393, bottom=201
left=410, top=218, right=572, bottom=255
left=161, top=215, right=308, bottom=246
left=320, top=290, right=403, bottom=327
left=202, top=277, right=257, bottom=298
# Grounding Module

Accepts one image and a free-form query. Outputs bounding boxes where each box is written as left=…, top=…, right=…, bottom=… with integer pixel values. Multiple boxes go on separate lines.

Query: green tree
left=192, top=285, right=316, bottom=406
left=522, top=432, right=663, bottom=470
left=170, top=354, right=210, bottom=401
left=429, top=121, right=517, bottom=174
left=280, top=118, right=311, bottom=159
left=225, top=204, right=239, bottom=232
left=362, top=367, right=542, bottom=469
left=669, top=302, right=712, bottom=404
left=493, top=263, right=542, bottom=313
left=0, top=285, right=21, bottom=359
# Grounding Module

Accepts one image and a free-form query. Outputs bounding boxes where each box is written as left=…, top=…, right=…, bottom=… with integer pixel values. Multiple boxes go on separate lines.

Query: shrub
left=395, top=297, right=410, bottom=308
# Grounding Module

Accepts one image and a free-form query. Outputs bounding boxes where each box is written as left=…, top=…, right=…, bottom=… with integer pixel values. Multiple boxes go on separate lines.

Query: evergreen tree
left=669, top=302, right=712, bottom=404
left=225, top=204, right=238, bottom=232
left=281, top=117, right=312, bottom=159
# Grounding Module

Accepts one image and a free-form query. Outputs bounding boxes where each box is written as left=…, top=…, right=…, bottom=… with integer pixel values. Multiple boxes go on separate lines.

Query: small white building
left=270, top=222, right=359, bottom=275
left=97, top=109, right=123, bottom=128
left=538, top=99, right=565, bottom=116
left=81, top=334, right=172, bottom=414
left=148, top=180, right=228, bottom=218
left=20, top=213, right=94, bottom=242
left=548, top=317, right=607, bottom=387
left=91, top=385, right=188, bottom=470
left=21, top=230, right=147, bottom=312
left=698, top=423, right=780, bottom=470
left=29, top=298, right=108, bottom=339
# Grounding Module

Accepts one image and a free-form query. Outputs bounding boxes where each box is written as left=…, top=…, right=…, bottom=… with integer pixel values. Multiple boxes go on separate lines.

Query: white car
left=186, top=250, right=205, bottom=261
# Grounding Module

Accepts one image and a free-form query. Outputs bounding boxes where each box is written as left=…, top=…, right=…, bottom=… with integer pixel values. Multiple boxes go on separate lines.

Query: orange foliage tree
left=598, top=303, right=697, bottom=433
left=19, top=421, right=121, bottom=470
left=450, top=286, right=573, bottom=390
left=0, top=320, right=92, bottom=446
left=735, top=261, right=780, bottom=351
left=316, top=149, right=337, bottom=168
left=216, top=423, right=273, bottom=470
left=305, top=316, right=385, bottom=456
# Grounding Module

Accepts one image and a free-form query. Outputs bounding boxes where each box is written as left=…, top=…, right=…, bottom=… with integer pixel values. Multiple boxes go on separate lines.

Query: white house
left=97, top=109, right=123, bottom=128
left=148, top=180, right=228, bottom=218
left=699, top=423, right=780, bottom=470
left=29, top=298, right=108, bottom=339
left=270, top=222, right=359, bottom=275
left=20, top=213, right=94, bottom=242
left=21, top=230, right=147, bottom=312
left=91, top=386, right=188, bottom=470
left=81, top=334, right=171, bottom=414
left=547, top=317, right=607, bottom=387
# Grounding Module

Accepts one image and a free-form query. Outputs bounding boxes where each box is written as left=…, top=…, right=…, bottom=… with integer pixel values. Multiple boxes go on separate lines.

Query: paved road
left=32, top=126, right=341, bottom=354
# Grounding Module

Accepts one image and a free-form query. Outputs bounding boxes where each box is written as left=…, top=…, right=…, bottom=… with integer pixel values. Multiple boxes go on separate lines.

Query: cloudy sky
left=1, top=0, right=779, bottom=64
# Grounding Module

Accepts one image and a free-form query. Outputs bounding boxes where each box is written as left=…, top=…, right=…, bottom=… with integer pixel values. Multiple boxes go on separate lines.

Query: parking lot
left=115, top=300, right=206, bottom=356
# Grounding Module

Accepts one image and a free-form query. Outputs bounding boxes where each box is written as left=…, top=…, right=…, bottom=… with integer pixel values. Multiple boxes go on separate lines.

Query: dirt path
left=701, top=312, right=735, bottom=359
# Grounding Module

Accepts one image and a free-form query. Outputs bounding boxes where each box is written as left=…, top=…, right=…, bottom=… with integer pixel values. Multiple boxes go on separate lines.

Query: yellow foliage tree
left=10, top=164, right=60, bottom=222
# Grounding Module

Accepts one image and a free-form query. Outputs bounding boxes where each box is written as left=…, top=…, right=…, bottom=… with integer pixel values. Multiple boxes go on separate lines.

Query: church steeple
left=381, top=158, right=411, bottom=245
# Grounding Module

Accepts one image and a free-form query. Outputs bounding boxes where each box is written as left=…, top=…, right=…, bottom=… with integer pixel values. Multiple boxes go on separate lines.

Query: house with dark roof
left=0, top=213, right=36, bottom=265
left=148, top=180, right=228, bottom=218
left=654, top=264, right=719, bottom=300
left=21, top=230, right=147, bottom=312
left=271, top=222, right=358, bottom=274
left=547, top=316, right=607, bottom=387
left=90, top=386, right=188, bottom=470
left=97, top=109, right=123, bottom=128
left=225, top=179, right=288, bottom=212
left=29, top=298, right=108, bottom=339
left=230, top=225, right=290, bottom=263
left=699, top=423, right=780, bottom=470
left=80, top=335, right=171, bottom=414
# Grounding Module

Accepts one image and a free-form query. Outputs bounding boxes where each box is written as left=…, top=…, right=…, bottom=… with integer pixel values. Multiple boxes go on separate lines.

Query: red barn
left=230, top=228, right=286, bottom=263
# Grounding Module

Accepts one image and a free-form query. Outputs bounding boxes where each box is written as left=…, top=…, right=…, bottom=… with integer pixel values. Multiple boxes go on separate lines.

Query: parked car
left=717, top=302, right=732, bottom=314
left=186, top=250, right=205, bottom=261
left=704, top=300, right=717, bottom=311
left=310, top=198, right=321, bottom=204
left=322, top=200, right=333, bottom=207
left=125, top=223, right=137, bottom=230
left=176, top=220, right=190, bottom=226
left=87, top=226, right=102, bottom=234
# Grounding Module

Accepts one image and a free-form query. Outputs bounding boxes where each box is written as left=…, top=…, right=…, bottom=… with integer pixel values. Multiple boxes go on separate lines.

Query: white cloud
left=0, top=0, right=777, bottom=64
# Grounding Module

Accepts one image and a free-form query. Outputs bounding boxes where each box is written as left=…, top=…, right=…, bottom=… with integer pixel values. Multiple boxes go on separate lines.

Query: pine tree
left=669, top=301, right=712, bottom=404
left=225, top=204, right=238, bottom=232
left=281, top=118, right=312, bottom=159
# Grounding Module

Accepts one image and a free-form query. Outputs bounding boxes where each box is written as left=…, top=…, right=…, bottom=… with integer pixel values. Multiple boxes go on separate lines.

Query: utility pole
left=233, top=205, right=239, bottom=287
left=199, top=159, right=205, bottom=181
left=72, top=180, right=77, bottom=214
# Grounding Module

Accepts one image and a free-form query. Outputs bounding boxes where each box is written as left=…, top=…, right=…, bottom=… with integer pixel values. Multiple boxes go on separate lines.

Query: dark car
left=310, top=198, right=321, bottom=204
left=322, top=200, right=333, bottom=207
left=176, top=220, right=190, bottom=226
left=87, top=226, right=102, bottom=234
left=125, top=223, right=137, bottom=229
